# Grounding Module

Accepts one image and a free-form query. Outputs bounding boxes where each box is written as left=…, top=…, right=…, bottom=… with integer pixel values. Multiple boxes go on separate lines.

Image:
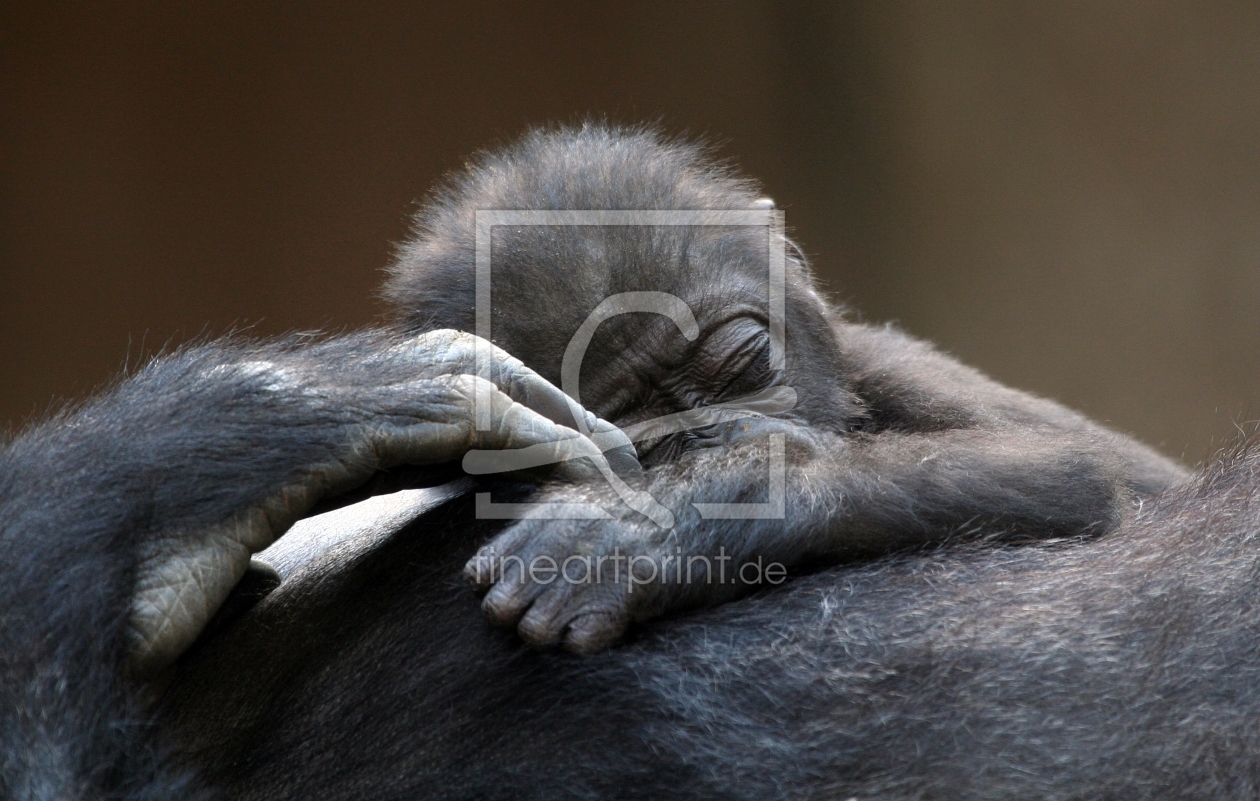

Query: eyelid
left=716, top=331, right=772, bottom=391
left=720, top=335, right=766, bottom=377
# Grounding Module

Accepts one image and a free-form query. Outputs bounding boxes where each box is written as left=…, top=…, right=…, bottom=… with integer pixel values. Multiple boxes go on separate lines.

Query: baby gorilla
left=385, top=124, right=1186, bottom=652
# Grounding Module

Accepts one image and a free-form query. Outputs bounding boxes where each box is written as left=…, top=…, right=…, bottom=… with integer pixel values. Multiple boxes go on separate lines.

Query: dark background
left=3, top=1, right=1258, bottom=463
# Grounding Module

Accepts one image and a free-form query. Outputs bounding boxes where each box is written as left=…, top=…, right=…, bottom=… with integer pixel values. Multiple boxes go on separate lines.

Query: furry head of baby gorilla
left=383, top=124, right=1185, bottom=652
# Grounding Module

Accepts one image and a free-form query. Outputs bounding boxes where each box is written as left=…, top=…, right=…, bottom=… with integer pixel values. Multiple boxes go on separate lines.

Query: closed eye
left=715, top=331, right=777, bottom=401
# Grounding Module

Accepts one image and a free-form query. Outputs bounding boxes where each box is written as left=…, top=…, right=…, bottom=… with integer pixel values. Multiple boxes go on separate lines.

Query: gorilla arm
left=836, top=321, right=1186, bottom=497
left=465, top=322, right=1187, bottom=653
left=0, top=329, right=633, bottom=800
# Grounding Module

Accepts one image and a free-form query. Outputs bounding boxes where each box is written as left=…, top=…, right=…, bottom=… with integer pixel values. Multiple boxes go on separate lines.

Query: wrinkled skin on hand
left=464, top=419, right=804, bottom=652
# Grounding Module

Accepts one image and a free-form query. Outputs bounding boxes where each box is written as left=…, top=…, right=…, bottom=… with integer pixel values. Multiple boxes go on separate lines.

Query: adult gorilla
left=5, top=126, right=1254, bottom=801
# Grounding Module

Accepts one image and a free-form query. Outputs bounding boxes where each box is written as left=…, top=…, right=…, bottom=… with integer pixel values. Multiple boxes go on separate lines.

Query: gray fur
left=0, top=124, right=1238, bottom=800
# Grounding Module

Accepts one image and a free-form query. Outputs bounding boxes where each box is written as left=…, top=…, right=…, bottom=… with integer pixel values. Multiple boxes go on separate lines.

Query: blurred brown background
left=3, top=1, right=1258, bottom=463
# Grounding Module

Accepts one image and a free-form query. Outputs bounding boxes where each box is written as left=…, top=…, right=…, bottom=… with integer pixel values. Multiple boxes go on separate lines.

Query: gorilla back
left=163, top=441, right=1260, bottom=800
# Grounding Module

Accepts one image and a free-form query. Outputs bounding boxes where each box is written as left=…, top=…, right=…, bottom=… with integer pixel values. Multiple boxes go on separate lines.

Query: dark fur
left=162, top=436, right=1260, bottom=800
left=0, top=125, right=1238, bottom=800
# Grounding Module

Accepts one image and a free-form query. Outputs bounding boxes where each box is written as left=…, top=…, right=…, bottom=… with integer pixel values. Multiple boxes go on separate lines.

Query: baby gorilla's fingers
left=482, top=580, right=543, bottom=628
left=516, top=583, right=630, bottom=650
left=563, top=612, right=628, bottom=654
left=477, top=559, right=551, bottom=627
left=516, top=585, right=576, bottom=646
left=464, top=515, right=646, bottom=652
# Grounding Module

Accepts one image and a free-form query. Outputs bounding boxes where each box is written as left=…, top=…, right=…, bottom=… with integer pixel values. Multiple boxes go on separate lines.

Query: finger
left=517, top=581, right=629, bottom=650
left=563, top=612, right=627, bottom=654
left=517, top=605, right=565, bottom=647
left=472, top=378, right=608, bottom=483
left=516, top=587, right=575, bottom=647
left=373, top=374, right=604, bottom=484
left=410, top=331, right=641, bottom=470
left=590, top=418, right=642, bottom=479
left=409, top=330, right=602, bottom=433
left=481, top=567, right=549, bottom=627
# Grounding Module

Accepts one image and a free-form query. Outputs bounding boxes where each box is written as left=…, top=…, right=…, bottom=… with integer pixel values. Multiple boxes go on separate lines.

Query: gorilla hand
left=464, top=419, right=800, bottom=653
left=127, top=328, right=640, bottom=676
left=464, top=504, right=666, bottom=653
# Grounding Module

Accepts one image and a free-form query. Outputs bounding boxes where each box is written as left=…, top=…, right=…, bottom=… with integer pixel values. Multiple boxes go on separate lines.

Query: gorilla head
left=384, top=125, right=855, bottom=434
